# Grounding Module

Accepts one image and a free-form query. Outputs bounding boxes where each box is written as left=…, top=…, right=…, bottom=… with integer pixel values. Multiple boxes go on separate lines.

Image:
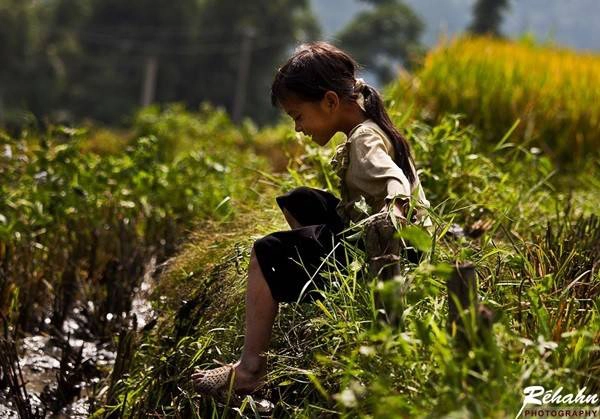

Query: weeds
left=2, top=97, right=598, bottom=416
left=100, top=111, right=599, bottom=417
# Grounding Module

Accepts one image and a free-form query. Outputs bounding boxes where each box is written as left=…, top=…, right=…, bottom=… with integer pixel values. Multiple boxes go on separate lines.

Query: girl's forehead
left=280, top=96, right=303, bottom=108
left=280, top=96, right=308, bottom=114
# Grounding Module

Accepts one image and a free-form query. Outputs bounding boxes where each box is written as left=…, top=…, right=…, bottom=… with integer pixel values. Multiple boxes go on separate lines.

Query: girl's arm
left=348, top=128, right=413, bottom=221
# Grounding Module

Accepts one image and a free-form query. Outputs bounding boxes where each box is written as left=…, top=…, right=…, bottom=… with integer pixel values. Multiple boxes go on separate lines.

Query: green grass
left=0, top=104, right=272, bottom=336
left=97, top=113, right=599, bottom=418
left=2, top=71, right=598, bottom=417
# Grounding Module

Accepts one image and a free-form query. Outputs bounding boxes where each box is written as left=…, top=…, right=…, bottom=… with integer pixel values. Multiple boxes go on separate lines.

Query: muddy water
left=0, top=257, right=158, bottom=418
left=0, top=336, right=115, bottom=418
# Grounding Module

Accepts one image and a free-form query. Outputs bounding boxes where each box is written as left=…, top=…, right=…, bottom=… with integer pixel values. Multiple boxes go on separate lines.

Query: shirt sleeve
left=348, top=127, right=412, bottom=203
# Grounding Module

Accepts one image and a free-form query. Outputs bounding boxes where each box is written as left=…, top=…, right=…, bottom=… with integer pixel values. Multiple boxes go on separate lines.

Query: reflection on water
left=0, top=257, right=158, bottom=417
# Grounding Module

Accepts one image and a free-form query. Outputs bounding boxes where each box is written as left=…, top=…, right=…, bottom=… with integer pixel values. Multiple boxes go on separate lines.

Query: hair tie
left=354, top=77, right=366, bottom=92
left=354, top=78, right=367, bottom=112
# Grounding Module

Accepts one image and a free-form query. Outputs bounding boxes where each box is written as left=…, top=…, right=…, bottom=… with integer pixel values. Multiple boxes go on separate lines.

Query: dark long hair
left=270, top=41, right=416, bottom=186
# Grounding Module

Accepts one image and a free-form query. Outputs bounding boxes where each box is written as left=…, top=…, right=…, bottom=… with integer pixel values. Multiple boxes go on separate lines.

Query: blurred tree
left=63, top=0, right=205, bottom=123
left=468, top=0, right=510, bottom=37
left=0, top=0, right=91, bottom=128
left=37, top=0, right=92, bottom=123
left=0, top=0, right=319, bottom=127
left=177, top=0, right=320, bottom=125
left=335, top=1, right=423, bottom=85
left=0, top=0, right=43, bottom=124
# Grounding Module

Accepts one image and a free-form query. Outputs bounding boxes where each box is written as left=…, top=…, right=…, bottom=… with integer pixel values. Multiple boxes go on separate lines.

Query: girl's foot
left=192, top=360, right=266, bottom=396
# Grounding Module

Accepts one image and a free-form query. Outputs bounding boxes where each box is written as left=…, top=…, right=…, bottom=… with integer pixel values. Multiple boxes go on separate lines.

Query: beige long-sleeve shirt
left=331, top=119, right=432, bottom=226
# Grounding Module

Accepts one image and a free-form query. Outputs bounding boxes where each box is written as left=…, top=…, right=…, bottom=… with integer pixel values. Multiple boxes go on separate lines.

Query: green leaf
left=494, top=118, right=520, bottom=152
left=55, top=126, right=87, bottom=137
left=395, top=225, right=432, bottom=252
left=432, top=262, right=454, bottom=279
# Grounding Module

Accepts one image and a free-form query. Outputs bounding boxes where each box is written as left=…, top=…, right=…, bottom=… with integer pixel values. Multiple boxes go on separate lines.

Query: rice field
left=388, top=36, right=600, bottom=164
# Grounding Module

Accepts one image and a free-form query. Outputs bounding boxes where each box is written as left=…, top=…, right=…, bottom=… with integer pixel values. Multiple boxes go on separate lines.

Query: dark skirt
left=253, top=186, right=351, bottom=303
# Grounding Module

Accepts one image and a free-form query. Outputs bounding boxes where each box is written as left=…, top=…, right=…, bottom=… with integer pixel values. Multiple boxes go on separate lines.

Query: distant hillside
left=311, top=0, right=600, bottom=52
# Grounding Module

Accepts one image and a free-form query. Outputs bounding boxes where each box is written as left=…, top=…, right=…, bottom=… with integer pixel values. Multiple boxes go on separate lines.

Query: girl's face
left=279, top=94, right=339, bottom=146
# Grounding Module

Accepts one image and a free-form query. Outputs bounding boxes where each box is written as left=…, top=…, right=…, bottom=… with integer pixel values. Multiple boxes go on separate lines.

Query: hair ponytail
left=359, top=84, right=416, bottom=186
left=271, top=41, right=416, bottom=186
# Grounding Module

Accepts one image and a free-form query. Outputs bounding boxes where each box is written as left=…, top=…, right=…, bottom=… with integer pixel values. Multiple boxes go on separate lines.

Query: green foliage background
left=0, top=0, right=320, bottom=126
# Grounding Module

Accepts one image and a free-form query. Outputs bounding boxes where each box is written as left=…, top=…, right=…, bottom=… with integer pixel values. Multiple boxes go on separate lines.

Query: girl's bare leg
left=193, top=247, right=277, bottom=393
left=231, top=246, right=278, bottom=391
left=194, top=209, right=299, bottom=393
left=232, top=209, right=301, bottom=389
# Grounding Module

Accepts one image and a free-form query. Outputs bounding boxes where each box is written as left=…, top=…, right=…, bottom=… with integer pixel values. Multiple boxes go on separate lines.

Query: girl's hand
left=380, top=198, right=408, bottom=222
left=390, top=200, right=406, bottom=219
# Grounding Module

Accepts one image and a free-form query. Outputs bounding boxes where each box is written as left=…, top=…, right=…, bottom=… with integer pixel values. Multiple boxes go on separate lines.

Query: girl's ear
left=322, top=91, right=339, bottom=113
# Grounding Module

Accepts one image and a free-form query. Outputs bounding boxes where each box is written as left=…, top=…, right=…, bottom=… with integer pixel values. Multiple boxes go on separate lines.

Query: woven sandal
left=192, top=363, right=236, bottom=396
left=192, top=364, right=274, bottom=413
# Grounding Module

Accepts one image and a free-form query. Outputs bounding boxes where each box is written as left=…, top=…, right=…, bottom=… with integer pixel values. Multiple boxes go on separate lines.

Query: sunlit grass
left=388, top=36, right=600, bottom=164
left=101, top=112, right=599, bottom=417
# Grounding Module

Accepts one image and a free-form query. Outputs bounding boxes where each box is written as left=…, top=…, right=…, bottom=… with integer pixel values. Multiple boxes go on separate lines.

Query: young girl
left=192, top=41, right=431, bottom=400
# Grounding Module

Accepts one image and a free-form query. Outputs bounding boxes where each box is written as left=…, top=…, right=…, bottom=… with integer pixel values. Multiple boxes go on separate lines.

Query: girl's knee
left=249, top=244, right=271, bottom=284
left=249, top=244, right=261, bottom=270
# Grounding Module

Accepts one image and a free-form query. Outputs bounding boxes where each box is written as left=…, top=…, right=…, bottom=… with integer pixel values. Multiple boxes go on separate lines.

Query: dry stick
left=446, top=262, right=495, bottom=351
left=365, top=212, right=402, bottom=281
left=446, top=262, right=476, bottom=349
